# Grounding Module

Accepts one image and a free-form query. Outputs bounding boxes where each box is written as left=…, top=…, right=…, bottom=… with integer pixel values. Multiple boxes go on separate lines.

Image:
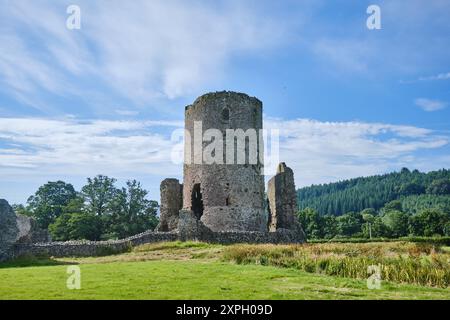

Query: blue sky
left=0, top=0, right=449, bottom=204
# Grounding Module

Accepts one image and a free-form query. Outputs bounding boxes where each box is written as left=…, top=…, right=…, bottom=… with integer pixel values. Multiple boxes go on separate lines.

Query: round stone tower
left=183, top=91, right=267, bottom=232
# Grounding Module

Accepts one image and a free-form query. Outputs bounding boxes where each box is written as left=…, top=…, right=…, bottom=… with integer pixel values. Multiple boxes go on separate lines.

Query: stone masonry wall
left=1, top=199, right=50, bottom=262
left=155, top=178, right=183, bottom=232
left=0, top=199, right=19, bottom=262
left=12, top=231, right=178, bottom=259
left=10, top=229, right=304, bottom=260
left=183, top=91, right=267, bottom=232
left=268, top=163, right=299, bottom=231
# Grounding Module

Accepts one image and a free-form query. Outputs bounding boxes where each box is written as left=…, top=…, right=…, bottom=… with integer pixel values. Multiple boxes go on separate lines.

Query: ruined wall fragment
left=155, top=179, right=183, bottom=232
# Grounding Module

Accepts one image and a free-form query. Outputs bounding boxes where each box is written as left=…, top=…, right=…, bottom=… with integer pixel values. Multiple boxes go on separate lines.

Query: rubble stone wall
left=10, top=229, right=304, bottom=260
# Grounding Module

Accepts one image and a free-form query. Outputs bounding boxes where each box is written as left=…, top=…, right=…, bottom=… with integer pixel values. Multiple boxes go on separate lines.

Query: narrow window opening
left=222, top=108, right=230, bottom=121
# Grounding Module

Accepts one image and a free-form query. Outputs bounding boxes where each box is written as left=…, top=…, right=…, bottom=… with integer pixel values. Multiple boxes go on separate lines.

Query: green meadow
left=0, top=241, right=448, bottom=300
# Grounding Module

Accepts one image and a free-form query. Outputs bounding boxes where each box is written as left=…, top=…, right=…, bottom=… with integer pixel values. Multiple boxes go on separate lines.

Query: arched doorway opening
left=191, top=183, right=204, bottom=220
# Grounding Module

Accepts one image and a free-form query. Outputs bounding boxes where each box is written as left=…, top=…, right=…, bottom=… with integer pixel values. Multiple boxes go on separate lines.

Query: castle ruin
left=1, top=91, right=305, bottom=263
left=157, top=91, right=305, bottom=240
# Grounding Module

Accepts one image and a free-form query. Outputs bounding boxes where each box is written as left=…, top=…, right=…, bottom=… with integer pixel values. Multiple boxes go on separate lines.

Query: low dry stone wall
left=206, top=229, right=304, bottom=244
left=12, top=231, right=178, bottom=259
left=11, top=229, right=304, bottom=260
left=9, top=210, right=304, bottom=260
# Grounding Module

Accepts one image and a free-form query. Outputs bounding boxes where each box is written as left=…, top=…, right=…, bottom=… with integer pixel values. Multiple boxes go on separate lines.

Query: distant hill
left=297, top=168, right=450, bottom=215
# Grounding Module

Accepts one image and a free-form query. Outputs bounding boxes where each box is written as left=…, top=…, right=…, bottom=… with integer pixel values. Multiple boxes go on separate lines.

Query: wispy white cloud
left=2, top=0, right=449, bottom=112
left=418, top=72, right=450, bottom=81
left=312, top=39, right=373, bottom=73
left=0, top=33, right=67, bottom=113
left=0, top=118, right=183, bottom=178
left=415, top=98, right=448, bottom=112
left=401, top=71, right=450, bottom=83
left=309, top=0, right=450, bottom=76
left=0, top=0, right=288, bottom=112
left=265, top=118, right=449, bottom=186
left=0, top=117, right=447, bottom=191
left=115, top=110, right=140, bottom=117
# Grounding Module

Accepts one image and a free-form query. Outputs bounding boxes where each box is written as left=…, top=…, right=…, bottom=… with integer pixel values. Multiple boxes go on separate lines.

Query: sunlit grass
left=0, top=259, right=449, bottom=300
left=0, top=241, right=449, bottom=299
left=222, top=242, right=450, bottom=288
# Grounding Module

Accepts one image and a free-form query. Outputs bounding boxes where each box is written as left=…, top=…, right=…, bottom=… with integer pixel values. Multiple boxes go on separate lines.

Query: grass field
left=0, top=242, right=449, bottom=300
left=223, top=242, right=450, bottom=287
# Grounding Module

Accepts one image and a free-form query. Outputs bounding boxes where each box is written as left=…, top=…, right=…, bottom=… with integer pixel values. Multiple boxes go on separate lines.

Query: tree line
left=297, top=168, right=450, bottom=239
left=13, top=168, right=450, bottom=241
left=14, top=175, right=159, bottom=241
left=297, top=168, right=450, bottom=216
left=298, top=201, right=450, bottom=239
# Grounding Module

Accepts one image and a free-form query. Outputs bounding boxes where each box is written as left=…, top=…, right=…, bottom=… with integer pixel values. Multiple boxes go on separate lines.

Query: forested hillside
left=297, top=168, right=450, bottom=216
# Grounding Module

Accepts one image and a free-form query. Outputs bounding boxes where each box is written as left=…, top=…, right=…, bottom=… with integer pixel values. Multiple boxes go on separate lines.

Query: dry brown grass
left=222, top=242, right=450, bottom=288
left=57, top=241, right=223, bottom=265
left=55, top=241, right=450, bottom=288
